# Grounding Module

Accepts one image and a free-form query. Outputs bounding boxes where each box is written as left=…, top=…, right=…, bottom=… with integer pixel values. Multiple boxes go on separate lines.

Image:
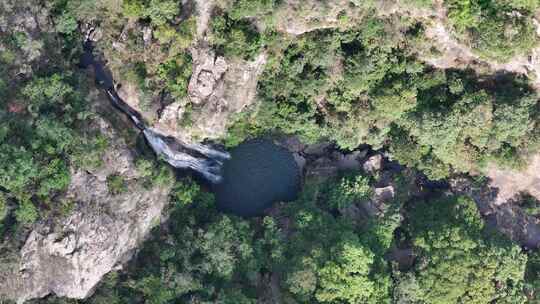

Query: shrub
left=106, top=174, right=127, bottom=195
left=15, top=199, right=39, bottom=225
left=171, top=177, right=201, bottom=206
left=135, top=158, right=154, bottom=179
left=472, top=14, right=537, bottom=62
left=446, top=0, right=539, bottom=62
left=211, top=15, right=263, bottom=60
left=156, top=53, right=192, bottom=98
left=55, top=12, right=78, bottom=34
left=37, top=158, right=71, bottom=198
left=315, top=241, right=376, bottom=303
left=526, top=251, right=540, bottom=301
left=72, top=134, right=109, bottom=170
left=22, top=73, right=75, bottom=112
left=151, top=163, right=174, bottom=186
left=123, top=0, right=145, bottom=18
left=407, top=196, right=528, bottom=303
left=328, top=175, right=372, bottom=209
left=143, top=0, right=179, bottom=26
left=518, top=193, right=540, bottom=217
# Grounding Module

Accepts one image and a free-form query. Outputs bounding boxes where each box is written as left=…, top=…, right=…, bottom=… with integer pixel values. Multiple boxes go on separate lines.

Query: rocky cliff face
left=114, top=0, right=267, bottom=144
left=115, top=44, right=266, bottom=146
left=153, top=46, right=267, bottom=142
left=0, top=105, right=173, bottom=302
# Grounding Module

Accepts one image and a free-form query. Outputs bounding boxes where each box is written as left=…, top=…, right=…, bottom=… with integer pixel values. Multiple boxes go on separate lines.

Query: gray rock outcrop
left=153, top=46, right=267, bottom=142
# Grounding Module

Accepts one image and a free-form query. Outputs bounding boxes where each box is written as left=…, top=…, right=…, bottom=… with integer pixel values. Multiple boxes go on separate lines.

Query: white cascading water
left=86, top=38, right=229, bottom=183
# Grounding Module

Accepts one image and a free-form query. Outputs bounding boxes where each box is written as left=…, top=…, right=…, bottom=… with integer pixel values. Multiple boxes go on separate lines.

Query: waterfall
left=84, top=40, right=230, bottom=183
left=142, top=129, right=224, bottom=183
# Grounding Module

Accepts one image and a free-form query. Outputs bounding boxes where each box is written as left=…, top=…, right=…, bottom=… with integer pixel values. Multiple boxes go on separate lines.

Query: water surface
left=213, top=139, right=301, bottom=217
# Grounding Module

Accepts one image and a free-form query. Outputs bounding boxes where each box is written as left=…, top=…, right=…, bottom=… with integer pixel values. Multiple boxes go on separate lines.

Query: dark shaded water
left=213, top=139, right=301, bottom=217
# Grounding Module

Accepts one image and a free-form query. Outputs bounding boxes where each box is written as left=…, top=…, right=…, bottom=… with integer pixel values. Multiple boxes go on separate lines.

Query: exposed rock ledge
left=486, top=154, right=540, bottom=205
left=151, top=46, right=267, bottom=143
left=116, top=44, right=267, bottom=144
left=0, top=114, right=173, bottom=303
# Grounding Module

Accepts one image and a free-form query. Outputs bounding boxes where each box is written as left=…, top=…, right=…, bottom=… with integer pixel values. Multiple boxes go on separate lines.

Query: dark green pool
left=213, top=139, right=301, bottom=217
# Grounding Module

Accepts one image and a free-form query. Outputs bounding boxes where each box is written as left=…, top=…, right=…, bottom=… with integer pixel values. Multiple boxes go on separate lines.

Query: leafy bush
left=518, top=193, right=540, bottom=217
left=0, top=193, right=7, bottom=230
left=106, top=174, right=127, bottom=195
left=122, top=0, right=179, bottom=25
left=55, top=12, right=78, bottom=34
left=328, top=175, right=371, bottom=209
left=525, top=251, right=540, bottom=301
left=279, top=179, right=397, bottom=304
left=315, top=240, right=377, bottom=303
left=0, top=70, right=97, bottom=230
left=171, top=177, right=201, bottom=206
left=15, top=199, right=39, bottom=225
left=22, top=73, right=75, bottom=112
left=223, top=18, right=539, bottom=178
left=150, top=163, right=174, bottom=186
left=388, top=70, right=538, bottom=179
left=143, top=0, right=179, bottom=26
left=156, top=53, right=192, bottom=98
left=135, top=157, right=174, bottom=187
left=123, top=0, right=145, bottom=18
left=71, top=134, right=109, bottom=169
left=445, top=0, right=539, bottom=62
left=135, top=158, right=154, bottom=179
left=37, top=159, right=71, bottom=198
left=472, top=14, right=537, bottom=62
left=211, top=14, right=263, bottom=60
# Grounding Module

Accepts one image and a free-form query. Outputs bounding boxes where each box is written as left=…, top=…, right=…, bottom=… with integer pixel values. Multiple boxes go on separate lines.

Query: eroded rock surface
left=0, top=116, right=172, bottom=302
left=451, top=176, right=540, bottom=248
left=486, top=154, right=540, bottom=205
left=272, top=0, right=433, bottom=36
left=193, top=0, right=215, bottom=39
left=154, top=46, right=267, bottom=142
left=414, top=1, right=540, bottom=89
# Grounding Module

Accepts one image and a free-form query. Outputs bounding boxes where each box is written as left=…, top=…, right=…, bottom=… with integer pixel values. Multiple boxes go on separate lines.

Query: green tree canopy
left=406, top=196, right=528, bottom=304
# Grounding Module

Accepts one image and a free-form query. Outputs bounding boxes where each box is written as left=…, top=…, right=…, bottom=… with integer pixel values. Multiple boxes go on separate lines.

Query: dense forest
left=2, top=0, right=540, bottom=303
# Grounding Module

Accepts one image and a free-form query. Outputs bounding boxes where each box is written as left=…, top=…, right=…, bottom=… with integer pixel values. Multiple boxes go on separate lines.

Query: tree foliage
left=445, top=0, right=539, bottom=61
left=406, top=196, right=528, bottom=304
left=328, top=174, right=371, bottom=209
left=525, top=251, right=540, bottom=301
left=225, top=17, right=538, bottom=179
left=211, top=14, right=263, bottom=60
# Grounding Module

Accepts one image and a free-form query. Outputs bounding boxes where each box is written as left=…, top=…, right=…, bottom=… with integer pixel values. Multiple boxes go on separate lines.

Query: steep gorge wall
left=0, top=92, right=173, bottom=302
